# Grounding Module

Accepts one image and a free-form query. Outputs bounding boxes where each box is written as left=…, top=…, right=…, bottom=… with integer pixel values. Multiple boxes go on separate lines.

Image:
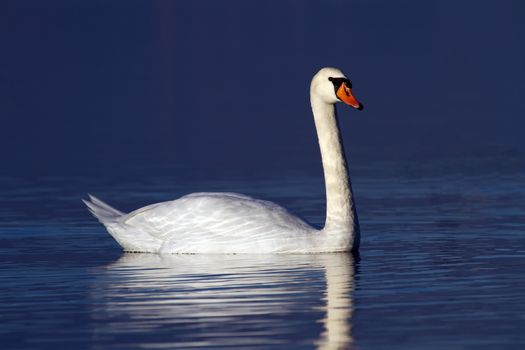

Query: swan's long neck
left=311, top=94, right=360, bottom=247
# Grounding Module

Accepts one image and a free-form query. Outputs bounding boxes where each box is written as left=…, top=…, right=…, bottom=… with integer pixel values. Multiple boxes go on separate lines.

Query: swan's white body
left=84, top=67, right=361, bottom=254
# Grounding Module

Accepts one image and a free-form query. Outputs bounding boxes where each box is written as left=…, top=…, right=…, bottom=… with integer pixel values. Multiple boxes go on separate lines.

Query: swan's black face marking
left=328, top=77, right=352, bottom=93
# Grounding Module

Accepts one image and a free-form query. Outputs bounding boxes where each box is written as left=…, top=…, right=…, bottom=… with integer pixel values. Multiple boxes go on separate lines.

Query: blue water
left=2, top=157, right=525, bottom=349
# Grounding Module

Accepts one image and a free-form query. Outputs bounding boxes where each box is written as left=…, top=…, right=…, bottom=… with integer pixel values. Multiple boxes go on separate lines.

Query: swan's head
left=311, top=67, right=363, bottom=110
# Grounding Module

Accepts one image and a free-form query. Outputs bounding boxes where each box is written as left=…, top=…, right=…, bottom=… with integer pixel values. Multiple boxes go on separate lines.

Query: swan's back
left=98, top=193, right=317, bottom=253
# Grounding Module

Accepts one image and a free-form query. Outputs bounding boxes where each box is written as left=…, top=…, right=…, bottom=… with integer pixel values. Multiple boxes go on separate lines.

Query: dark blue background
left=1, top=0, right=524, bottom=177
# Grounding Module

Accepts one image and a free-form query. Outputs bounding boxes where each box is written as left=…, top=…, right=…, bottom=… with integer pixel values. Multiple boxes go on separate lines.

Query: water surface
left=1, top=157, right=525, bottom=349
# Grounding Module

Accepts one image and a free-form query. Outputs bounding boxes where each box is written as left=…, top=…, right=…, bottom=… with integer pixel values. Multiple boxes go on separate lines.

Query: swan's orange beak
left=337, top=82, right=362, bottom=109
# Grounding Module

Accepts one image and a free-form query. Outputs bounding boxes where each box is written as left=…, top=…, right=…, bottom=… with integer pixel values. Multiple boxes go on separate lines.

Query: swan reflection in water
left=91, top=253, right=356, bottom=349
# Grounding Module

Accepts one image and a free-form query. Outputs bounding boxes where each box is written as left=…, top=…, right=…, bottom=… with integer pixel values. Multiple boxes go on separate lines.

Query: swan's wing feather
left=122, top=192, right=313, bottom=252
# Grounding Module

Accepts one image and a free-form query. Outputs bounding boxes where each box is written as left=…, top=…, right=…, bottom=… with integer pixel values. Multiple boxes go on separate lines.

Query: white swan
left=84, top=67, right=363, bottom=254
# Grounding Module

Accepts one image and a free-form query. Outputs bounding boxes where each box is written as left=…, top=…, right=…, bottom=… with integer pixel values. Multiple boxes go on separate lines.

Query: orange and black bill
left=336, top=82, right=362, bottom=110
left=328, top=77, right=363, bottom=110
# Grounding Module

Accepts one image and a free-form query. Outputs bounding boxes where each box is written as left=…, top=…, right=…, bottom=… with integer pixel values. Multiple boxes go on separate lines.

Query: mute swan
left=84, top=67, right=363, bottom=253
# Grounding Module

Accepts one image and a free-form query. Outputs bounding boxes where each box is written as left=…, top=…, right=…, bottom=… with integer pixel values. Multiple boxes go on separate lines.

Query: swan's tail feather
left=83, top=195, right=161, bottom=253
left=83, top=195, right=126, bottom=224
